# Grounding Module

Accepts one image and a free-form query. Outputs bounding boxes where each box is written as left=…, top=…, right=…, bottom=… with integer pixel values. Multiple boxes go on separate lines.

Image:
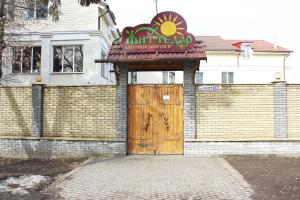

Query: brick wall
left=0, top=138, right=126, bottom=159
left=287, top=85, right=300, bottom=137
left=185, top=141, right=300, bottom=156
left=0, top=87, right=32, bottom=136
left=43, top=86, right=117, bottom=138
left=196, top=85, right=275, bottom=139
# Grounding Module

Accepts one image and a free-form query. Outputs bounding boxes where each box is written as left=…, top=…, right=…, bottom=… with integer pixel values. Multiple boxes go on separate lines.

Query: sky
left=107, top=0, right=299, bottom=83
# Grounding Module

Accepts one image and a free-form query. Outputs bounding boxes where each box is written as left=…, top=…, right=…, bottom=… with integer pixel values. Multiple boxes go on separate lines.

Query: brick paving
left=54, top=156, right=253, bottom=200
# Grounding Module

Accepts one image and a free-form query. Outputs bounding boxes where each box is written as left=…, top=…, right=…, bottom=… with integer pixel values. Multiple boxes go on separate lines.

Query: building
left=1, top=10, right=300, bottom=159
left=130, top=36, right=292, bottom=84
left=1, top=0, right=120, bottom=85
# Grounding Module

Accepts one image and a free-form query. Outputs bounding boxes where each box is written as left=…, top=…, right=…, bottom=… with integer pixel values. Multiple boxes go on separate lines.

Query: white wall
left=133, top=51, right=290, bottom=84
left=25, top=0, right=99, bottom=33
left=2, top=1, right=119, bottom=86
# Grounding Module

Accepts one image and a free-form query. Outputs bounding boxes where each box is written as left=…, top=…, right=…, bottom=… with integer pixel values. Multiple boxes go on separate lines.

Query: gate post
left=116, top=64, right=128, bottom=139
left=183, top=62, right=197, bottom=139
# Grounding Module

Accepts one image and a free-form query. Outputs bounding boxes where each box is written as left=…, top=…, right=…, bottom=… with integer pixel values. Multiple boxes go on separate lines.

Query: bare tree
left=0, top=0, right=105, bottom=83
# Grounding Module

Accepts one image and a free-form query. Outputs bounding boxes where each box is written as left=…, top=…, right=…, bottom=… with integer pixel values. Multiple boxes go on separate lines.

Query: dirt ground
left=226, top=156, right=300, bottom=200
left=0, top=158, right=86, bottom=200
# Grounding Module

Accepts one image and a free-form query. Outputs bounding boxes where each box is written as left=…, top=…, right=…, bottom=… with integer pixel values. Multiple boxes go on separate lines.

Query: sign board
left=199, top=85, right=222, bottom=91
left=121, top=11, right=196, bottom=52
left=163, top=95, right=170, bottom=101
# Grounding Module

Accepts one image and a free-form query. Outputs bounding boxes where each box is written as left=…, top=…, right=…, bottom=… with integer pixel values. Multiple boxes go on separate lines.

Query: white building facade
left=1, top=0, right=119, bottom=85
left=130, top=36, right=292, bottom=84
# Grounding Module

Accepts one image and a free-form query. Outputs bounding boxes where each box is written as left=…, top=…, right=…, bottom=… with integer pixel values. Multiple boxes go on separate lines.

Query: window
left=28, top=0, right=49, bottom=19
left=169, top=72, right=175, bottom=84
left=195, top=72, right=203, bottom=84
left=12, top=46, right=41, bottom=73
left=242, top=44, right=252, bottom=58
left=130, top=72, right=137, bottom=84
left=53, top=45, right=83, bottom=73
left=163, top=71, right=176, bottom=84
left=100, top=53, right=109, bottom=79
left=109, top=64, right=115, bottom=82
left=222, top=72, right=234, bottom=84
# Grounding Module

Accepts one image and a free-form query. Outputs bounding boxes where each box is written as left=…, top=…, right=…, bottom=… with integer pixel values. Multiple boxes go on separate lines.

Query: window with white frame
left=100, top=53, right=109, bottom=79
left=12, top=46, right=41, bottom=73
left=163, top=71, right=176, bottom=84
left=28, top=0, right=49, bottom=19
left=242, top=44, right=252, bottom=58
left=222, top=72, right=234, bottom=84
left=195, top=72, right=203, bottom=84
left=53, top=45, right=83, bottom=73
left=130, top=72, right=137, bottom=84
left=169, top=72, right=175, bottom=84
left=109, top=63, right=115, bottom=82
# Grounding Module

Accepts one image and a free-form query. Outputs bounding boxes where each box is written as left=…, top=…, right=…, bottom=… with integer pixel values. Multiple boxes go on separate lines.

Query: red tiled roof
left=101, top=41, right=207, bottom=63
left=196, top=36, right=239, bottom=52
left=227, top=40, right=292, bottom=53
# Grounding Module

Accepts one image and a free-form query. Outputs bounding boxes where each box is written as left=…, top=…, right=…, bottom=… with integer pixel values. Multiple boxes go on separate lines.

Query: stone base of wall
left=185, top=141, right=300, bottom=156
left=0, top=138, right=126, bottom=159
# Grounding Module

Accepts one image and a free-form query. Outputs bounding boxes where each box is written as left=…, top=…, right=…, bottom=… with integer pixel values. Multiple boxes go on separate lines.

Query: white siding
left=25, top=0, right=99, bottom=32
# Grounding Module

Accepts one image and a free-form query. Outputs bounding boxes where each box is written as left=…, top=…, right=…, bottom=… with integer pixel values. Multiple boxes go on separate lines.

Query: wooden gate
left=128, top=84, right=183, bottom=155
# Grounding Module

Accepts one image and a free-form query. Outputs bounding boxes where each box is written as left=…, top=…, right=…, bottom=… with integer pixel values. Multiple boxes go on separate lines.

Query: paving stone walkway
left=54, top=156, right=253, bottom=200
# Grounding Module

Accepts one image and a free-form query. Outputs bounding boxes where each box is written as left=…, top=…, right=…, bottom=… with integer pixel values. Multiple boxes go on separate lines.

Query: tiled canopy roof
left=98, top=41, right=207, bottom=63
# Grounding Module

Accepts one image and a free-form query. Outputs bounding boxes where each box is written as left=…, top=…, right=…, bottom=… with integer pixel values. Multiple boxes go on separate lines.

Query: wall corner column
left=116, top=64, right=128, bottom=140
left=273, top=81, right=288, bottom=138
left=32, top=83, right=44, bottom=137
left=183, top=62, right=197, bottom=139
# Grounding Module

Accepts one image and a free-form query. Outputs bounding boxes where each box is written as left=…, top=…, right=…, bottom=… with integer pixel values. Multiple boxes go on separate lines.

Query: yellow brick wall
left=43, top=86, right=117, bottom=138
left=287, top=85, right=300, bottom=137
left=0, top=87, right=32, bottom=136
left=196, top=85, right=275, bottom=139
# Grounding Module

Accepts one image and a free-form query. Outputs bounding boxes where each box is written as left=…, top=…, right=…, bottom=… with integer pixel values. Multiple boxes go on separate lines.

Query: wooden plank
left=128, top=84, right=183, bottom=155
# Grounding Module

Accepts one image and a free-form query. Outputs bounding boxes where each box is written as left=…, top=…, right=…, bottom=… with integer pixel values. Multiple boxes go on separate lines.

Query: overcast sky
left=108, top=0, right=299, bottom=83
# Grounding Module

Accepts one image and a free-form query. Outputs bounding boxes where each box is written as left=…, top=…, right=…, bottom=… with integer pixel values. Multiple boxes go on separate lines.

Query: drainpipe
left=98, top=6, right=110, bottom=30
left=237, top=51, right=240, bottom=68
left=283, top=55, right=287, bottom=81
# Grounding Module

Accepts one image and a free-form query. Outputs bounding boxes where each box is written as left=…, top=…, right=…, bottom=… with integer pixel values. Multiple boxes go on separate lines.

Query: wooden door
left=128, top=84, right=183, bottom=155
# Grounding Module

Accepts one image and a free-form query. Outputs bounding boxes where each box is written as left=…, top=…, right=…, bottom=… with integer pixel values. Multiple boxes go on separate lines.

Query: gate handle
left=160, top=112, right=169, bottom=130
left=144, top=112, right=152, bottom=131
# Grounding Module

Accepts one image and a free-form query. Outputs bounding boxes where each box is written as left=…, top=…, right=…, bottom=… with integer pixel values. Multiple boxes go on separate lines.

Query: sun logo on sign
left=153, top=12, right=187, bottom=36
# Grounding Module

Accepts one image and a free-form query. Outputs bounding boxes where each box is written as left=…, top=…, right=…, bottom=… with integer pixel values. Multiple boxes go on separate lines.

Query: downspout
left=283, top=55, right=287, bottom=81
left=237, top=51, right=240, bottom=68
left=98, top=9, right=110, bottom=30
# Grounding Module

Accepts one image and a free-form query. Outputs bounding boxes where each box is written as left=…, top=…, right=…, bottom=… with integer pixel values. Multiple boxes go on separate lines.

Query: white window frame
left=241, top=43, right=252, bottom=58
left=109, top=63, right=115, bottom=82
left=130, top=72, right=137, bottom=84
left=222, top=72, right=234, bottom=84
left=163, top=71, right=176, bottom=84
left=100, top=53, right=108, bottom=79
left=195, top=71, right=203, bottom=84
left=12, top=46, right=41, bottom=74
left=28, top=0, right=49, bottom=20
left=52, top=45, right=84, bottom=73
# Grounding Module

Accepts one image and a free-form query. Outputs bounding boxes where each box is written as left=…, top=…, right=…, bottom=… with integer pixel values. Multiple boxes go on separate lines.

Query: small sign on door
left=163, top=95, right=170, bottom=101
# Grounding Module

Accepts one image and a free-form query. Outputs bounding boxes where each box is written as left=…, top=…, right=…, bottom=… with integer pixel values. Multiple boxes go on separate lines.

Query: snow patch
left=0, top=175, right=50, bottom=196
